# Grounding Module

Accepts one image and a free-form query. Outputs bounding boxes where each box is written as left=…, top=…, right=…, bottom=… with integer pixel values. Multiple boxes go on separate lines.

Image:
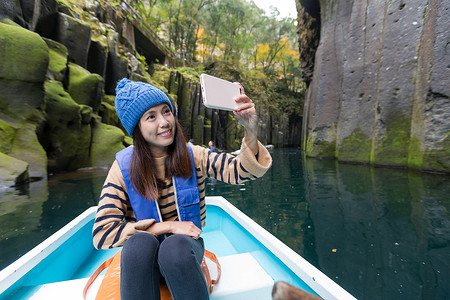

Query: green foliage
left=127, top=0, right=304, bottom=110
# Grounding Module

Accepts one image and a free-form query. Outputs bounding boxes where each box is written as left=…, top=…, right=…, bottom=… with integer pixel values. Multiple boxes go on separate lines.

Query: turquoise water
left=0, top=148, right=449, bottom=299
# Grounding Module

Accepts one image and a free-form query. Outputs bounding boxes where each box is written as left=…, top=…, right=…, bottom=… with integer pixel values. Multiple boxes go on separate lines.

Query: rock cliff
left=0, top=0, right=300, bottom=187
left=297, top=0, right=449, bottom=173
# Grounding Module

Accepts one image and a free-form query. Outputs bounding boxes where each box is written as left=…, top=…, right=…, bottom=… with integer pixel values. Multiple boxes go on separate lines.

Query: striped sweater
left=93, top=139, right=272, bottom=249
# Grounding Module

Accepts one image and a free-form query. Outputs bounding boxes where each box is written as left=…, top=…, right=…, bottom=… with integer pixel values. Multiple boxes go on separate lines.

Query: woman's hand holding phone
left=232, top=83, right=259, bottom=155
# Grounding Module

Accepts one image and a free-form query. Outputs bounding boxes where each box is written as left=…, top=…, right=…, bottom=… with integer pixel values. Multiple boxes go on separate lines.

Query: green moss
left=0, top=79, right=46, bottom=121
left=176, top=67, right=201, bottom=80
left=91, top=32, right=109, bottom=49
left=305, top=133, right=336, bottom=158
left=407, top=136, right=423, bottom=169
left=102, top=95, right=115, bottom=105
left=44, top=80, right=92, bottom=171
left=45, top=80, right=80, bottom=113
left=90, top=121, right=125, bottom=167
left=167, top=71, right=180, bottom=95
left=48, top=48, right=67, bottom=73
left=9, top=123, right=47, bottom=179
left=0, top=22, right=49, bottom=83
left=0, top=119, right=15, bottom=153
left=124, top=136, right=133, bottom=147
left=204, top=118, right=212, bottom=144
left=338, top=128, right=371, bottom=163
left=177, top=76, right=194, bottom=130
left=79, top=104, right=93, bottom=124
left=130, top=72, right=155, bottom=86
left=67, top=63, right=104, bottom=110
left=226, top=114, right=244, bottom=150
left=0, top=18, right=19, bottom=26
left=192, top=115, right=205, bottom=146
left=44, top=39, right=68, bottom=81
left=98, top=101, right=119, bottom=126
left=373, top=114, right=411, bottom=166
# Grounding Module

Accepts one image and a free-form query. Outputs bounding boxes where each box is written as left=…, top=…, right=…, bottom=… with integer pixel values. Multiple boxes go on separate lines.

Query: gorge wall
left=297, top=0, right=449, bottom=173
left=0, top=0, right=299, bottom=187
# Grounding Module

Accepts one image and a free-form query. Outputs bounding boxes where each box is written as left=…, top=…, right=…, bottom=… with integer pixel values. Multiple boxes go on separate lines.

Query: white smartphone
left=200, top=74, right=241, bottom=111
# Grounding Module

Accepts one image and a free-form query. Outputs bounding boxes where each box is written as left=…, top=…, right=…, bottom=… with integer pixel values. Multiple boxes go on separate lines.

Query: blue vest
left=116, top=145, right=202, bottom=231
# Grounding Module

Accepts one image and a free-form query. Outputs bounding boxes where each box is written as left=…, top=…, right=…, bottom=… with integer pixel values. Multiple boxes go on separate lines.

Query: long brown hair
left=130, top=119, right=192, bottom=199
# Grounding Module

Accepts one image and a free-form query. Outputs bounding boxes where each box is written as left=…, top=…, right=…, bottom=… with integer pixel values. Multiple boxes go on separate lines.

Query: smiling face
left=138, top=103, right=176, bottom=157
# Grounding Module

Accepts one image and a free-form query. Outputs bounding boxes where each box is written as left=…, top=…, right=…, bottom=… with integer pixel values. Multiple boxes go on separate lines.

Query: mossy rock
left=44, top=80, right=80, bottom=122
left=167, top=70, right=180, bottom=96
left=0, top=79, right=45, bottom=121
left=104, top=52, right=128, bottom=95
left=0, top=119, right=15, bottom=153
left=193, top=115, right=205, bottom=146
left=130, top=72, right=153, bottom=84
left=98, top=100, right=119, bottom=126
left=90, top=121, right=125, bottom=167
left=338, top=128, right=372, bottom=164
left=177, top=75, right=194, bottom=132
left=0, top=18, right=20, bottom=27
left=0, top=152, right=29, bottom=187
left=56, top=12, right=91, bottom=68
left=422, top=133, right=450, bottom=173
left=305, top=130, right=336, bottom=158
left=43, top=38, right=68, bottom=81
left=407, top=136, right=423, bottom=170
left=67, top=62, right=104, bottom=111
left=9, top=123, right=47, bottom=180
left=0, top=22, right=49, bottom=83
left=204, top=122, right=212, bottom=145
left=226, top=114, right=242, bottom=150
left=42, top=80, right=91, bottom=171
left=373, top=113, right=411, bottom=167
left=87, top=39, right=108, bottom=78
left=124, top=135, right=133, bottom=147
left=80, top=104, right=93, bottom=124
left=102, top=95, right=115, bottom=106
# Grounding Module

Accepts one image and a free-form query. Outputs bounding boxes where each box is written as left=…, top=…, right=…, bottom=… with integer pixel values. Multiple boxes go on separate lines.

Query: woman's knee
left=122, top=232, right=159, bottom=265
left=158, top=235, right=203, bottom=268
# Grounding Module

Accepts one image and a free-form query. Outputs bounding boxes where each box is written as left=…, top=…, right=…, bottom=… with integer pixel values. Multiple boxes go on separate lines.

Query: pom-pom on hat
left=115, top=78, right=174, bottom=137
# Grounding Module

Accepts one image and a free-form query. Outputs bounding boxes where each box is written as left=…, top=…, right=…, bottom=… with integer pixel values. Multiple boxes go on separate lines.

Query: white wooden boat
left=0, top=197, right=355, bottom=299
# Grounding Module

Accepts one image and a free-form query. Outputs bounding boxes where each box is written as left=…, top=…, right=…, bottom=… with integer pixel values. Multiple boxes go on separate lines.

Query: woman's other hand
left=149, top=221, right=201, bottom=238
left=169, top=221, right=202, bottom=239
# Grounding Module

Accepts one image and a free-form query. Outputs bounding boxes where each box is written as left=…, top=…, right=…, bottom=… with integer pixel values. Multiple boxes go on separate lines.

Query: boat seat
left=28, top=275, right=103, bottom=300
left=209, top=252, right=274, bottom=299
left=28, top=252, right=273, bottom=300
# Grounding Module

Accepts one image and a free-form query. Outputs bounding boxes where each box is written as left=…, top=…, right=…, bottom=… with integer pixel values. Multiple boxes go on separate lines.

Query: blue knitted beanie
left=115, top=78, right=174, bottom=137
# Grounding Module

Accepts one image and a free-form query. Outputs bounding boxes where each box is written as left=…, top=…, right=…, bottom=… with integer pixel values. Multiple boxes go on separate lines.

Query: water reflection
left=206, top=148, right=450, bottom=300
left=0, top=149, right=448, bottom=299
left=0, top=168, right=108, bottom=270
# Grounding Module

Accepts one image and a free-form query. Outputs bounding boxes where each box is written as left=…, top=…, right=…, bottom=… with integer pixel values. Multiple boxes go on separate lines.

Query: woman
left=93, top=78, right=272, bottom=299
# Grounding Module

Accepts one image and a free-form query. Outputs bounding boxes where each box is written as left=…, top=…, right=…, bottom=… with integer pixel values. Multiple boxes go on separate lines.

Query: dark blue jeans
left=120, top=232, right=209, bottom=300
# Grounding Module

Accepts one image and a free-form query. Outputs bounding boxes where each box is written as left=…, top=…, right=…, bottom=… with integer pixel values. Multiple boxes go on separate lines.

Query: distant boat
left=0, top=197, right=355, bottom=300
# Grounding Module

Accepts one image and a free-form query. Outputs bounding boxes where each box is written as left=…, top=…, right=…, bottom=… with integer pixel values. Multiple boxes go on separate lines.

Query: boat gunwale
left=0, top=207, right=98, bottom=295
